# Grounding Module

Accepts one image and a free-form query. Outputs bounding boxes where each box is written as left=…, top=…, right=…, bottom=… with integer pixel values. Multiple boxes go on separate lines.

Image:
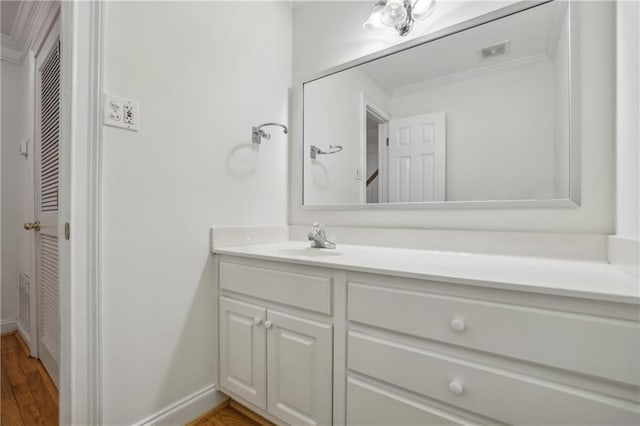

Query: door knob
left=24, top=221, right=41, bottom=231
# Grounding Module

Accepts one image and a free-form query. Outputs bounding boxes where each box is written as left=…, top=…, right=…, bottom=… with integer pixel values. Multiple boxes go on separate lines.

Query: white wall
left=290, top=1, right=615, bottom=234
left=304, top=67, right=390, bottom=205
left=391, top=59, right=556, bottom=201
left=615, top=0, right=639, bottom=240
left=1, top=54, right=35, bottom=328
left=101, top=2, right=291, bottom=424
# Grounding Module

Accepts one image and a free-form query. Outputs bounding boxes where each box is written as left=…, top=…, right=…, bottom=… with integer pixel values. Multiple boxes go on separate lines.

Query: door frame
left=360, top=93, right=391, bottom=204
left=58, top=2, right=104, bottom=424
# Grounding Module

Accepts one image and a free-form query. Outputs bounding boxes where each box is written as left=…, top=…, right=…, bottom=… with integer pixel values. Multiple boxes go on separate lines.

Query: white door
left=34, top=27, right=61, bottom=387
left=267, top=310, right=332, bottom=426
left=219, top=297, right=267, bottom=409
left=388, top=112, right=446, bottom=202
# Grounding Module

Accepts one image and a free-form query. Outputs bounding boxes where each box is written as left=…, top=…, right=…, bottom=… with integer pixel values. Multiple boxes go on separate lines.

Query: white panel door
left=267, top=310, right=332, bottom=426
left=220, top=297, right=267, bottom=409
left=388, top=112, right=446, bottom=202
left=35, top=30, right=61, bottom=387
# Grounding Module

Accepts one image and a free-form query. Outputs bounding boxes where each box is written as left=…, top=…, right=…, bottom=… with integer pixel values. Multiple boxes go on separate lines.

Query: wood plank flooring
left=1, top=332, right=58, bottom=426
left=188, top=399, right=275, bottom=426
left=3, top=332, right=271, bottom=426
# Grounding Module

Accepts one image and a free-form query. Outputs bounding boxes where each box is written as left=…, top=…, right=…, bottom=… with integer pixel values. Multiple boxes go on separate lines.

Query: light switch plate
left=104, top=94, right=139, bottom=131
left=354, top=166, right=362, bottom=180
left=19, top=139, right=29, bottom=157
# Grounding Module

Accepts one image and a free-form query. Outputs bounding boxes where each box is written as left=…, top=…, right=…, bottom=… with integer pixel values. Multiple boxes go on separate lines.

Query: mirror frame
left=300, top=0, right=581, bottom=210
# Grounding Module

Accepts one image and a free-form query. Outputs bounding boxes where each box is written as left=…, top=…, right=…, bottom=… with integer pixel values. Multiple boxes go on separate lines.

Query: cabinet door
left=220, top=297, right=267, bottom=409
left=267, top=310, right=333, bottom=426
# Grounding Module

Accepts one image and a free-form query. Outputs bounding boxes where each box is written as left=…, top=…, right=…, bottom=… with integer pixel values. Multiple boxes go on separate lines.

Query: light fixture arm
left=396, top=0, right=414, bottom=36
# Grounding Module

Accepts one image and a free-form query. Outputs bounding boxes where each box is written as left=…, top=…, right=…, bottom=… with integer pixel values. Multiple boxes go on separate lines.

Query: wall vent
left=19, top=273, right=31, bottom=334
left=479, top=40, right=511, bottom=59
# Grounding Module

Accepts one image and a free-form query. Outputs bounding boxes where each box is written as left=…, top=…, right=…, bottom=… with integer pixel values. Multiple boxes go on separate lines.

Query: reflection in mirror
left=303, top=1, right=572, bottom=207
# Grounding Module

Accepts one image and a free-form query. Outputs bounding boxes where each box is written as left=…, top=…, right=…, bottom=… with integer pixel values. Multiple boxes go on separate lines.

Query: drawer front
left=220, top=261, right=332, bottom=314
left=347, top=376, right=476, bottom=426
left=349, top=332, right=640, bottom=425
left=348, top=282, right=640, bottom=385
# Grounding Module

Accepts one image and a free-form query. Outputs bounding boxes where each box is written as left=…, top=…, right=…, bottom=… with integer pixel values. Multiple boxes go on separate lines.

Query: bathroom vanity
left=211, top=2, right=639, bottom=423
left=212, top=240, right=640, bottom=426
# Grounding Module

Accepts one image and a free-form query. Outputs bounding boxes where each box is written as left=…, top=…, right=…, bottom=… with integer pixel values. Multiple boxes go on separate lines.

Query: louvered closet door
left=35, top=36, right=60, bottom=388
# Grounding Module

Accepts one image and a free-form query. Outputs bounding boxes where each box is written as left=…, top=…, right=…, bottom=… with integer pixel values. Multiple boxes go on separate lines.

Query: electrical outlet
left=104, top=94, right=139, bottom=131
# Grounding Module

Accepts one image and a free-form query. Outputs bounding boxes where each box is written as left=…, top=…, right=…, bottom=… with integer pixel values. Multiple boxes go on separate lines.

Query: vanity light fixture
left=363, top=0, right=436, bottom=36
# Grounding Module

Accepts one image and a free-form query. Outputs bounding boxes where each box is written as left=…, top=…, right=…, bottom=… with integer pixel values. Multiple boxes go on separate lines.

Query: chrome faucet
left=307, top=222, right=336, bottom=249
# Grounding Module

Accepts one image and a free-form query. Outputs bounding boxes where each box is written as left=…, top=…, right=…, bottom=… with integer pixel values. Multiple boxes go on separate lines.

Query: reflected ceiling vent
left=479, top=40, right=511, bottom=60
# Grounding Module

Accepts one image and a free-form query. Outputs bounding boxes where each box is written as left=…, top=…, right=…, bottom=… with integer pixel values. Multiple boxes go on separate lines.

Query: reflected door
left=388, top=112, right=446, bottom=202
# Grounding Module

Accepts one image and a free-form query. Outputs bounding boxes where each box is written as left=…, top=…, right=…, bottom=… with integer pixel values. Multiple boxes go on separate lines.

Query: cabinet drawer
left=347, top=376, right=476, bottom=426
left=220, top=261, right=332, bottom=314
left=348, top=282, right=640, bottom=385
left=349, top=332, right=640, bottom=425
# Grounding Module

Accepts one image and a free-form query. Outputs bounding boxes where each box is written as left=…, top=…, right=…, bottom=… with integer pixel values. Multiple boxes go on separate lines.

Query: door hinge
left=65, top=222, right=70, bottom=240
left=386, top=137, right=389, bottom=146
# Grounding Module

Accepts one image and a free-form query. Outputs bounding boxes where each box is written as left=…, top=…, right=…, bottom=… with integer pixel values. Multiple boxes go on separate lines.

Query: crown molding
left=1, top=1, right=59, bottom=65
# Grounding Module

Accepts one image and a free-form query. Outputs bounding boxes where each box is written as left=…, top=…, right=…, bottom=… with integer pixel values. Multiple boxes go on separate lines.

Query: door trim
left=360, top=93, right=391, bottom=205
left=59, top=2, right=103, bottom=425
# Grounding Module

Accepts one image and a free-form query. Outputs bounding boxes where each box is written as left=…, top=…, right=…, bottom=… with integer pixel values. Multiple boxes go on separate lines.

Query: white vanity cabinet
left=346, top=273, right=640, bottom=426
left=214, top=249, right=640, bottom=426
left=218, top=258, right=334, bottom=426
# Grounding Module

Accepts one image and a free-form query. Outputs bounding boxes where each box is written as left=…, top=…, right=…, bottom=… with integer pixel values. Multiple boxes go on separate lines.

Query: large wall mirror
left=302, top=1, right=579, bottom=209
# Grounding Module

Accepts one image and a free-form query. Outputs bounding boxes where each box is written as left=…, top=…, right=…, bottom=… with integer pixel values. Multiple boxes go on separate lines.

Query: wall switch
left=104, top=94, right=139, bottom=131
left=19, top=139, right=29, bottom=157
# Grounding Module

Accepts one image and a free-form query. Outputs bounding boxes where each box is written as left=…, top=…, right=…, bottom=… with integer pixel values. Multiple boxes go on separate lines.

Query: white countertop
left=212, top=241, right=639, bottom=304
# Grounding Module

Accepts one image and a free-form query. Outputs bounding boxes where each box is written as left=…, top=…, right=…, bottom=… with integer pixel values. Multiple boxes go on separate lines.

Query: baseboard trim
left=134, top=384, right=226, bottom=426
left=609, top=236, right=639, bottom=277
left=1, top=318, right=17, bottom=334
left=16, top=322, right=32, bottom=354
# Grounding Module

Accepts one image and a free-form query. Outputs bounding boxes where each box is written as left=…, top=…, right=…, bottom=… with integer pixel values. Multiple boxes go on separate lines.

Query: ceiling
left=1, top=0, right=59, bottom=64
left=360, top=1, right=567, bottom=93
left=1, top=1, right=21, bottom=36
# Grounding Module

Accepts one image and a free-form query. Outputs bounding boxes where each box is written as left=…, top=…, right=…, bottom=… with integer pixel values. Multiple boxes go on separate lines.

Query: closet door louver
left=40, top=42, right=60, bottom=212
left=36, top=39, right=60, bottom=386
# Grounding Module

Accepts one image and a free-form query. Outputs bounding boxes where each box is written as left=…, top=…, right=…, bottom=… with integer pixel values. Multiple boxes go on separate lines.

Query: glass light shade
left=362, top=19, right=387, bottom=35
left=381, top=0, right=408, bottom=27
left=363, top=2, right=388, bottom=34
left=411, top=0, right=436, bottom=21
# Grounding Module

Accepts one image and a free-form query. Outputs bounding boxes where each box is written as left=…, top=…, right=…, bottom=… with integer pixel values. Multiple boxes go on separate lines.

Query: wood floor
left=1, top=332, right=58, bottom=426
left=188, top=400, right=275, bottom=426
left=2, top=331, right=269, bottom=426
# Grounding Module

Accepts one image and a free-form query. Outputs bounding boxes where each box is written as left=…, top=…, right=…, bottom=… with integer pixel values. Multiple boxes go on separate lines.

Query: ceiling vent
left=479, top=40, right=511, bottom=60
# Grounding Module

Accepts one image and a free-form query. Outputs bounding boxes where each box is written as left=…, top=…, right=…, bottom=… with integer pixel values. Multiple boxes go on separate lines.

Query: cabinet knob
left=253, top=318, right=262, bottom=326
left=448, top=381, right=464, bottom=395
left=450, top=318, right=465, bottom=332
left=264, top=320, right=273, bottom=329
